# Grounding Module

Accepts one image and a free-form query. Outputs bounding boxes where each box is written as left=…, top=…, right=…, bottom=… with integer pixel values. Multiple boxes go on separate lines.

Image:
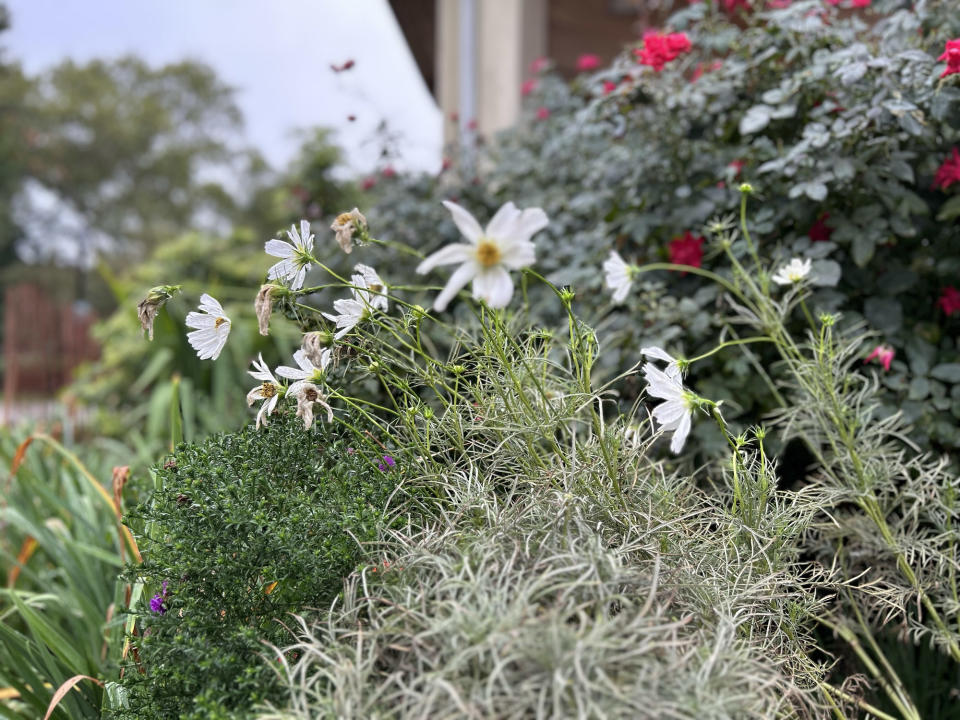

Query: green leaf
left=936, top=195, right=960, bottom=222
left=908, top=376, right=931, bottom=400
left=851, top=234, right=875, bottom=267
left=740, top=105, right=772, bottom=135
left=930, top=364, right=960, bottom=383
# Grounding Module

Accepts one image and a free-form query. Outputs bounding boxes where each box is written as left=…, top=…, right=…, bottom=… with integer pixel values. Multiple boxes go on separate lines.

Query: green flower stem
left=365, top=234, right=425, bottom=259
left=817, top=682, right=899, bottom=720
left=815, top=614, right=920, bottom=720
left=683, top=336, right=774, bottom=366
left=739, top=191, right=765, bottom=283
left=798, top=296, right=816, bottom=332
left=723, top=324, right=787, bottom=407
left=628, top=263, right=763, bottom=318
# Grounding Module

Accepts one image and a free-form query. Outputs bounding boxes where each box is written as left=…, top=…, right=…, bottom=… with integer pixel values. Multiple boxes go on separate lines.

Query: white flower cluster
left=154, top=200, right=557, bottom=431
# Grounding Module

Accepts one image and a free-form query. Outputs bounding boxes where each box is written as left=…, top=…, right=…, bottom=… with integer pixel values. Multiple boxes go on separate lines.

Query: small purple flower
left=150, top=580, right=169, bottom=615
left=378, top=454, right=396, bottom=471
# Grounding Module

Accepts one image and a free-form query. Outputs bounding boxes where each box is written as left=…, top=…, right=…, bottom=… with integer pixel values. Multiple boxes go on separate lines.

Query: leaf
left=740, top=105, right=772, bottom=135
left=10, top=435, right=33, bottom=476
left=930, top=364, right=960, bottom=383
left=851, top=234, right=875, bottom=267
left=7, top=536, right=37, bottom=588
left=770, top=103, right=797, bottom=119
left=864, top=297, right=903, bottom=334
left=836, top=61, right=867, bottom=85
left=889, top=159, right=915, bottom=184
left=44, top=675, right=104, bottom=720
left=804, top=182, right=828, bottom=202
left=810, top=260, right=841, bottom=287
left=936, top=195, right=960, bottom=222
left=908, top=376, right=930, bottom=400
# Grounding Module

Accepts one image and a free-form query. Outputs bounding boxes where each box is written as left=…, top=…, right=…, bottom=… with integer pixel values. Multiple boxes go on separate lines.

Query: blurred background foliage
left=65, top=126, right=365, bottom=467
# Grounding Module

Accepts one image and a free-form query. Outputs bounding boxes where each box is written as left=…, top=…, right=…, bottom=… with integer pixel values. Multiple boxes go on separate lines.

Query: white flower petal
left=293, top=349, right=313, bottom=374
left=669, top=412, right=692, bottom=454
left=472, top=266, right=514, bottom=308
left=499, top=239, right=536, bottom=270
left=484, top=202, right=521, bottom=238
left=433, top=261, right=478, bottom=312
left=247, top=386, right=264, bottom=405
left=653, top=399, right=687, bottom=428
left=442, top=200, right=483, bottom=243
left=292, top=265, right=308, bottom=291
left=515, top=207, right=549, bottom=242
left=276, top=365, right=308, bottom=381
left=416, top=243, right=474, bottom=274
left=641, top=346, right=675, bottom=365
left=265, top=239, right=294, bottom=258
left=185, top=312, right=216, bottom=330
left=198, top=294, right=224, bottom=316
left=268, top=258, right=296, bottom=282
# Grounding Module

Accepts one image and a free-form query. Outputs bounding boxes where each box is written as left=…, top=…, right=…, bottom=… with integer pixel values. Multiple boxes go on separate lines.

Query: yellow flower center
left=335, top=212, right=353, bottom=226
left=475, top=237, right=501, bottom=268
left=214, top=316, right=228, bottom=328
left=261, top=382, right=276, bottom=398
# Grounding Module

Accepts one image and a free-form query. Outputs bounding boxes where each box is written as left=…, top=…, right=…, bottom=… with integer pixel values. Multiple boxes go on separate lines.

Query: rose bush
left=367, top=0, right=960, bottom=457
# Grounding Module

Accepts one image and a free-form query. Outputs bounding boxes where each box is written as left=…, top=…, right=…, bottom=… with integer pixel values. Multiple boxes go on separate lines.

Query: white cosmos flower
left=771, top=257, right=812, bottom=286
left=246, top=353, right=282, bottom=429
left=416, top=200, right=549, bottom=311
left=185, top=293, right=231, bottom=361
left=276, top=347, right=331, bottom=398
left=640, top=346, right=692, bottom=454
left=322, top=272, right=382, bottom=339
left=265, top=220, right=315, bottom=290
left=603, top=251, right=634, bottom=304
left=353, top=263, right=389, bottom=312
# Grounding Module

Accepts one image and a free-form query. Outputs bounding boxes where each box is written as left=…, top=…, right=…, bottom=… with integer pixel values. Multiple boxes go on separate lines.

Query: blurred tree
left=17, top=56, right=244, bottom=266
left=68, top=127, right=368, bottom=455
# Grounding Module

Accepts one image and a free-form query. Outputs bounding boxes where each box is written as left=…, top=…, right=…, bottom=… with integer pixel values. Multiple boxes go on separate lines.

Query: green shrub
left=368, top=0, right=960, bottom=456
left=113, top=410, right=406, bottom=719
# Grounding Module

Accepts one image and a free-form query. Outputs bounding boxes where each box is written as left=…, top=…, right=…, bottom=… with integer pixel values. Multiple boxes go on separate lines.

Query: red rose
left=668, top=231, right=704, bottom=270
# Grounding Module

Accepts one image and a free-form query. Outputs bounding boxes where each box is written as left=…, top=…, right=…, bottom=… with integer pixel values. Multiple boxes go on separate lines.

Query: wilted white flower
left=265, top=220, right=315, bottom=290
left=246, top=353, right=282, bottom=428
left=322, top=272, right=383, bottom=339
left=353, top=263, right=389, bottom=312
left=640, top=346, right=692, bottom=454
left=293, top=382, right=333, bottom=429
left=302, top=330, right=333, bottom=368
left=137, top=284, right=181, bottom=340
left=331, top=208, right=367, bottom=254
left=186, top=293, right=231, bottom=361
left=603, top=251, right=634, bottom=304
left=416, top=200, right=548, bottom=311
left=771, top=257, right=812, bottom=286
left=254, top=284, right=279, bottom=336
left=276, top=347, right=331, bottom=398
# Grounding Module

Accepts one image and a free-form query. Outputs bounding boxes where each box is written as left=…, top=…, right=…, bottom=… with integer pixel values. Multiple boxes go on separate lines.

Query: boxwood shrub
left=113, top=411, right=405, bottom=719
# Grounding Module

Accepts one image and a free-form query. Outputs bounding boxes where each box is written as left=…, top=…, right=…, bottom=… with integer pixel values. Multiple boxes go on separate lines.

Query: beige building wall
left=436, top=0, right=547, bottom=146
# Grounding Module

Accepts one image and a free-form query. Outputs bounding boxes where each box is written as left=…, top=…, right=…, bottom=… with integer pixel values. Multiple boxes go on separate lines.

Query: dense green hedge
left=114, top=411, right=404, bottom=719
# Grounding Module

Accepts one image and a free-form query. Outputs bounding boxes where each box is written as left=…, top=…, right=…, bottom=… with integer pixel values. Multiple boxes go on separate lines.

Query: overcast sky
left=4, top=0, right=443, bottom=175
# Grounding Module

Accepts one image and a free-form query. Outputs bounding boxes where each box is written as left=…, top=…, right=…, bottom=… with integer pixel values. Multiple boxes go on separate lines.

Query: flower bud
left=137, top=285, right=181, bottom=341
